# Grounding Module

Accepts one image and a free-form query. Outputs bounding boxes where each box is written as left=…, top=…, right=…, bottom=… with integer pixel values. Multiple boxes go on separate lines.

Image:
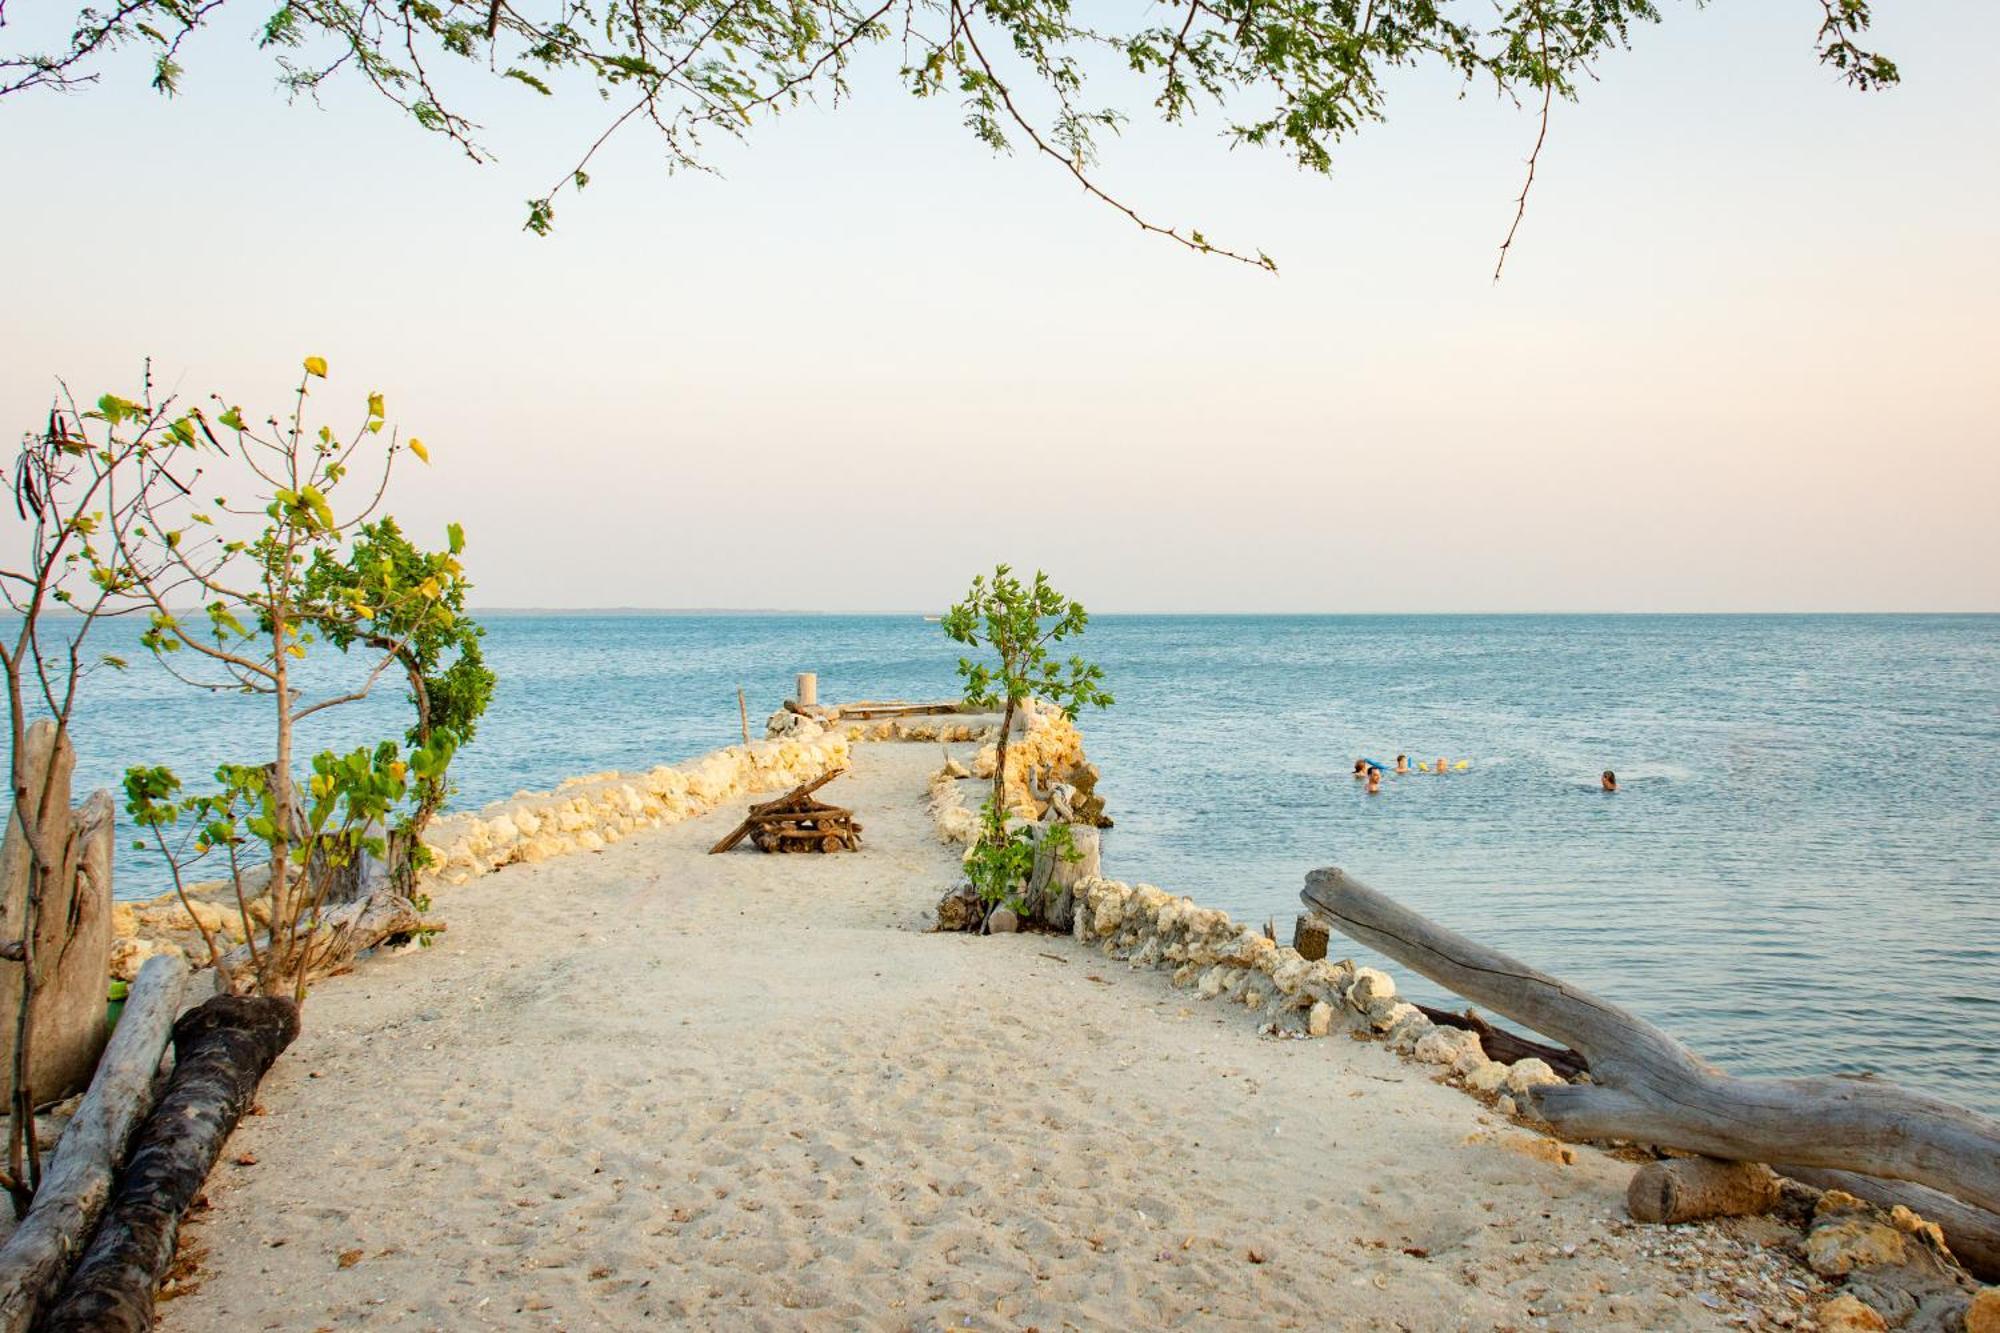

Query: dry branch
left=1300, top=867, right=2000, bottom=1223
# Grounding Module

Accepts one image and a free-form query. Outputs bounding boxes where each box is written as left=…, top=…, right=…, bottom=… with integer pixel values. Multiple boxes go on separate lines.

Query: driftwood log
left=3, top=724, right=116, bottom=1109
left=214, top=887, right=435, bottom=994
left=1415, top=1005, right=1589, bottom=1081
left=1026, top=824, right=1100, bottom=932
left=1626, top=1157, right=1782, bottom=1224
left=43, top=994, right=300, bottom=1333
left=0, top=957, right=190, bottom=1333
left=1300, top=868, right=2000, bottom=1242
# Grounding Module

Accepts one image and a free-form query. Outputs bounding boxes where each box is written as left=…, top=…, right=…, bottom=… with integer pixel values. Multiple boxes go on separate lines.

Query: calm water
left=51, top=613, right=2000, bottom=1115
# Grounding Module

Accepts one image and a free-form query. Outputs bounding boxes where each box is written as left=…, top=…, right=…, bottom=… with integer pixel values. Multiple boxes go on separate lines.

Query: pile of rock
left=420, top=727, right=852, bottom=882
left=1799, top=1189, right=1991, bottom=1330
left=1065, top=876, right=1566, bottom=1103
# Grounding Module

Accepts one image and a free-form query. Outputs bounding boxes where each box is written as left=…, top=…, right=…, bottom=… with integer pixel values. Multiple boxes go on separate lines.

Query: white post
left=796, top=673, right=818, bottom=708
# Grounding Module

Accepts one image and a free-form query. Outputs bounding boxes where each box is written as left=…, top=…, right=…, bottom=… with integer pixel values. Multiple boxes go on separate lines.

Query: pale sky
left=1, top=3, right=1995, bottom=613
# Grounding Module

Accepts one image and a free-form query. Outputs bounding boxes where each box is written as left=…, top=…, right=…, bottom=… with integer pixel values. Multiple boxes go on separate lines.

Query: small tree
left=941, top=566, right=1111, bottom=912
left=105, top=356, right=488, bottom=1000
left=0, top=389, right=163, bottom=1212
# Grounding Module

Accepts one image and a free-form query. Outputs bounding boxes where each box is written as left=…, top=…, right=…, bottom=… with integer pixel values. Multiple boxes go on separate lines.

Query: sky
left=1, top=2, right=1995, bottom=613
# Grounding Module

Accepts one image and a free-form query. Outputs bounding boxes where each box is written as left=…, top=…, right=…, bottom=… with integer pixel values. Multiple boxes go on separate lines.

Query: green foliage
left=943, top=565, right=1106, bottom=913
left=304, top=516, right=497, bottom=867
left=962, top=800, right=1078, bottom=913
left=942, top=565, right=1111, bottom=721
left=87, top=358, right=492, bottom=996
left=0, top=0, right=1899, bottom=263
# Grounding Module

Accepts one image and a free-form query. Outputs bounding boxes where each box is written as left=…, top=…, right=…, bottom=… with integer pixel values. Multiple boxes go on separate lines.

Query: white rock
left=1415, top=1027, right=1484, bottom=1067
left=1466, top=1061, right=1511, bottom=1094
left=1505, top=1058, right=1562, bottom=1093
left=1307, top=1001, right=1334, bottom=1037
left=1348, top=967, right=1396, bottom=1008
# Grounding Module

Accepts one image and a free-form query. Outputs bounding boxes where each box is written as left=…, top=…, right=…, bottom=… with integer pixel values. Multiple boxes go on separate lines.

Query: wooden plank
left=1300, top=867, right=2000, bottom=1219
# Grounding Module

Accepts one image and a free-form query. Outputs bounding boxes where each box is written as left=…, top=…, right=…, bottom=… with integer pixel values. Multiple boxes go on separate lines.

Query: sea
left=48, top=612, right=2000, bottom=1116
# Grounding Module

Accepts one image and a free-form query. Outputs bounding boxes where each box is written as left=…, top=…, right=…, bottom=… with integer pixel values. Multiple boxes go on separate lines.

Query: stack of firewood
left=708, top=770, right=861, bottom=855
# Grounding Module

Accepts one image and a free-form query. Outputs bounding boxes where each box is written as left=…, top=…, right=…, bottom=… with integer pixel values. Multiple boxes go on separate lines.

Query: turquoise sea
left=56, top=613, right=2000, bottom=1116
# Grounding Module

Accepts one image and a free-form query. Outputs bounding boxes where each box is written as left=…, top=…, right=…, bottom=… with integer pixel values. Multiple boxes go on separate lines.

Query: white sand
left=157, top=742, right=1784, bottom=1330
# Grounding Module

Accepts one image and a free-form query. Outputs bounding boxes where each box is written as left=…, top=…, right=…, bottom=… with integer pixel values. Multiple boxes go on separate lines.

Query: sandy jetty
left=156, top=741, right=1817, bottom=1330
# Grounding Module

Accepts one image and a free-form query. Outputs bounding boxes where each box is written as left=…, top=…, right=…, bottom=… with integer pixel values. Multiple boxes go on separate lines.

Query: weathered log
left=4, top=727, right=115, bottom=1109
left=1415, top=1004, right=1589, bottom=1081
left=1781, top=1166, right=2000, bottom=1283
left=0, top=956, right=190, bottom=1333
left=1627, top=1157, right=1781, bottom=1224
left=1026, top=824, right=1100, bottom=932
left=43, top=994, right=300, bottom=1333
left=1300, top=867, right=2000, bottom=1218
left=215, top=888, right=434, bottom=994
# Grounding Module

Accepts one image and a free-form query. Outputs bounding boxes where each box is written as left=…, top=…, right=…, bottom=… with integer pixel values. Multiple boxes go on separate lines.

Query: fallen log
left=1781, top=1166, right=2000, bottom=1283
left=1415, top=1004, right=1589, bottom=1081
left=0, top=956, right=190, bottom=1333
left=1300, top=867, right=2000, bottom=1222
left=42, top=994, right=300, bottom=1333
left=1627, top=1157, right=1781, bottom=1224
left=214, top=888, right=435, bottom=994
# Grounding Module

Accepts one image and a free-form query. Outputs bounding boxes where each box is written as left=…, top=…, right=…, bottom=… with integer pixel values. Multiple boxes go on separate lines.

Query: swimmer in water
left=1353, top=759, right=1369, bottom=780
left=1394, top=754, right=1409, bottom=774
left=1601, top=770, right=1618, bottom=792
left=1434, top=757, right=1448, bottom=775
left=1366, top=767, right=1383, bottom=795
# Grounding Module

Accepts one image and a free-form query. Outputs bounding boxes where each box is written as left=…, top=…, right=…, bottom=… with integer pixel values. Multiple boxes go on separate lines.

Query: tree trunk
left=42, top=994, right=300, bottom=1333
left=1300, top=867, right=2000, bottom=1220
left=991, top=698, right=1016, bottom=818
left=5, top=727, right=113, bottom=1112
left=1027, top=824, right=1100, bottom=931
left=0, top=956, right=189, bottom=1333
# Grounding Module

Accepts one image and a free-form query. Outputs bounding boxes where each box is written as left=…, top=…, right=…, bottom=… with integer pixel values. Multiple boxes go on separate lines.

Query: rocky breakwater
left=1065, top=876, right=1564, bottom=1106
left=109, top=725, right=854, bottom=978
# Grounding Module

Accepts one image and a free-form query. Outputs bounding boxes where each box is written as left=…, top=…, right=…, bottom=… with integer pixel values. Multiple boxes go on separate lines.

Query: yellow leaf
left=303, top=355, right=329, bottom=378
left=367, top=392, right=384, bottom=419
left=408, top=437, right=430, bottom=464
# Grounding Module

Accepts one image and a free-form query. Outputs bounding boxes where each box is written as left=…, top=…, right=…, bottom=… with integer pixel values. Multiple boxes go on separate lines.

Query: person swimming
left=1353, top=759, right=1369, bottom=780
left=1601, top=769, right=1618, bottom=792
left=1394, top=754, right=1409, bottom=774
left=1366, top=767, right=1383, bottom=794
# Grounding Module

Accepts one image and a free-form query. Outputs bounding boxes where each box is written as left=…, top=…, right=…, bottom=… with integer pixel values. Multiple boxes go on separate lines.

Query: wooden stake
left=738, top=689, right=750, bottom=745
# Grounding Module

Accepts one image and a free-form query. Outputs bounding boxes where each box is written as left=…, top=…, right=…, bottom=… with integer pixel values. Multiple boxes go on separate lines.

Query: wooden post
left=796, top=673, right=817, bottom=708
left=738, top=689, right=750, bottom=745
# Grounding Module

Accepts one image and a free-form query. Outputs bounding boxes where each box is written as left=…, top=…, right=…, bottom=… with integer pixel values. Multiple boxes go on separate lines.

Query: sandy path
left=158, top=742, right=1752, bottom=1331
